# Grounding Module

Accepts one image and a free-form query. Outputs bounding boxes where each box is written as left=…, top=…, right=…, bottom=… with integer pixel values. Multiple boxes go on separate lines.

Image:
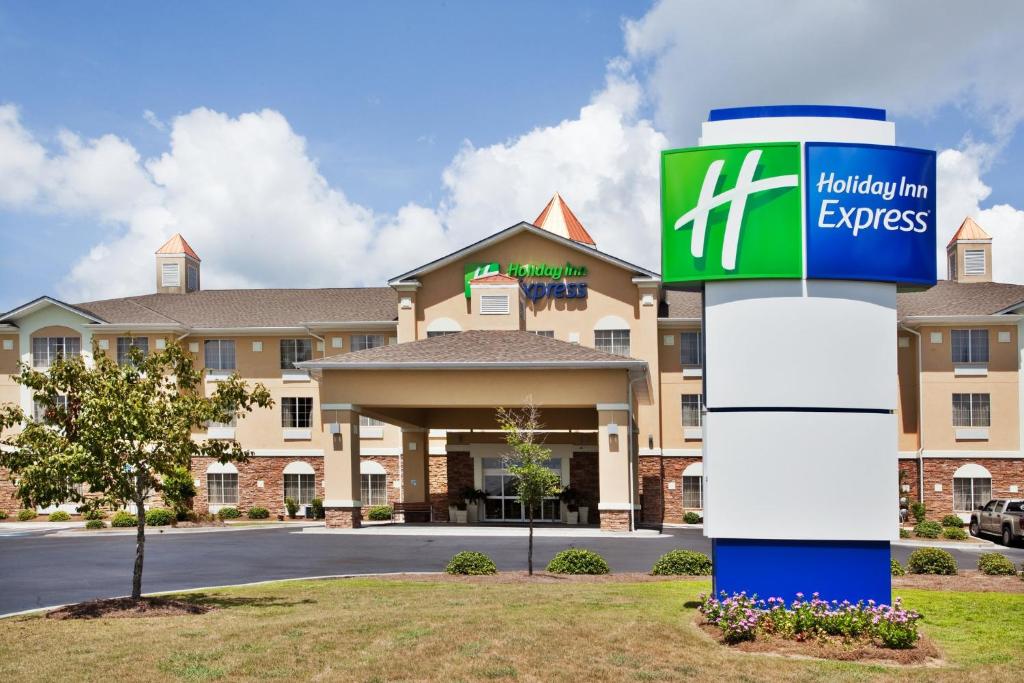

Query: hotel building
left=1, top=199, right=1022, bottom=529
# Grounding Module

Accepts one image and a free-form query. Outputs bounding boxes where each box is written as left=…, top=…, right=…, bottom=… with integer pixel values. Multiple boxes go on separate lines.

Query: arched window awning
left=426, top=317, right=462, bottom=334
left=283, top=461, right=315, bottom=475
left=206, top=461, right=238, bottom=474
left=682, top=461, right=703, bottom=477
left=953, top=463, right=991, bottom=479
left=360, top=460, right=386, bottom=475
left=594, top=315, right=629, bottom=331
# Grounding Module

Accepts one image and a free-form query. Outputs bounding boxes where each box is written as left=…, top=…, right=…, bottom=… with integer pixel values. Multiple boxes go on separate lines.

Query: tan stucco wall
left=658, top=326, right=703, bottom=451
left=896, top=333, right=921, bottom=452
left=0, top=334, right=19, bottom=422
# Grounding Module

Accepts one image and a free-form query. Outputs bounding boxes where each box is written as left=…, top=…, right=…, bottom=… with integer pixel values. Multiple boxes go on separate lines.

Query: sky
left=2, top=0, right=1024, bottom=311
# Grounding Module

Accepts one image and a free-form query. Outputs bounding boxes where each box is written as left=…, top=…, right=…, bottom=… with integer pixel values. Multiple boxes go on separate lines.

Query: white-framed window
left=680, top=331, right=702, bottom=366
left=32, top=337, right=81, bottom=368
left=351, top=335, right=386, bottom=352
left=953, top=464, right=992, bottom=512
left=207, top=413, right=237, bottom=429
left=186, top=264, right=199, bottom=291
left=682, top=462, right=703, bottom=509
left=284, top=473, right=315, bottom=505
left=964, top=249, right=986, bottom=276
left=207, top=472, right=239, bottom=505
left=204, top=339, right=236, bottom=370
left=361, top=474, right=387, bottom=506
left=116, top=336, right=149, bottom=366
left=594, top=329, right=630, bottom=356
left=426, top=331, right=458, bottom=338
left=528, top=330, right=555, bottom=338
left=161, top=262, right=180, bottom=287
left=681, top=394, right=703, bottom=427
left=282, top=397, right=313, bottom=428
left=952, top=393, right=990, bottom=427
left=280, top=339, right=312, bottom=369
left=359, top=415, right=385, bottom=427
left=479, top=295, right=510, bottom=315
left=951, top=329, right=989, bottom=363
left=32, top=395, right=68, bottom=423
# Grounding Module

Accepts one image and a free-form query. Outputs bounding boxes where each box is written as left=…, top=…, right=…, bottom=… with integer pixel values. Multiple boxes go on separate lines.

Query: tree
left=497, top=403, right=561, bottom=575
left=162, top=465, right=198, bottom=521
left=0, top=342, right=272, bottom=600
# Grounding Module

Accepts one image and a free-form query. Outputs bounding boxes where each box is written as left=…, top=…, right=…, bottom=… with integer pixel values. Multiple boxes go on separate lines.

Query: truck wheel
left=1002, top=526, right=1013, bottom=546
left=969, top=520, right=980, bottom=537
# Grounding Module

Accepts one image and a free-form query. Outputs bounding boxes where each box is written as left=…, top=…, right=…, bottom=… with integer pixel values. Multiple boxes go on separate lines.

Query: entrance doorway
left=481, top=457, right=562, bottom=522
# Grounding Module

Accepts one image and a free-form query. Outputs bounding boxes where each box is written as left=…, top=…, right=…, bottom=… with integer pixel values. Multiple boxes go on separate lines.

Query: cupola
left=946, top=217, right=992, bottom=283
left=155, top=233, right=201, bottom=294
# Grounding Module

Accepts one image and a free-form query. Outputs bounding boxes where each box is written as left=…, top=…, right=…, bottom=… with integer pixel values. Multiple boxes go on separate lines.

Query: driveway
left=1, top=526, right=1021, bottom=615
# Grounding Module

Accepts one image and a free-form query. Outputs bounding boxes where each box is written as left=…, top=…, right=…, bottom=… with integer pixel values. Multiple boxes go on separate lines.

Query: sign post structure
left=661, top=105, right=936, bottom=604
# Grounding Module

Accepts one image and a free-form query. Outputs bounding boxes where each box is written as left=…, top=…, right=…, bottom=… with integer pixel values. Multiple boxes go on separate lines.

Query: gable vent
left=480, top=295, right=510, bottom=315
left=161, top=263, right=180, bottom=287
left=964, top=249, right=986, bottom=276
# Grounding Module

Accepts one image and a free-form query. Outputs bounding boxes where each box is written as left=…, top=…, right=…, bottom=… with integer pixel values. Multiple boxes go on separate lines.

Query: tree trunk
left=131, top=491, right=147, bottom=601
left=528, top=509, right=534, bottom=576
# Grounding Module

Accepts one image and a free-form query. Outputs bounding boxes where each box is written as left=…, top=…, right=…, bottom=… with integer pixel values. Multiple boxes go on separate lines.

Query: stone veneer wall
left=638, top=456, right=702, bottom=524
left=599, top=509, right=631, bottom=531
left=920, top=457, right=1024, bottom=520
left=1, top=468, right=20, bottom=515
left=898, top=459, right=920, bottom=509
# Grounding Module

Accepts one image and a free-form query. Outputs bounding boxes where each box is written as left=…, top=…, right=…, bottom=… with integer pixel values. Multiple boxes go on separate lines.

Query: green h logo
left=464, top=262, right=500, bottom=297
left=661, top=142, right=803, bottom=283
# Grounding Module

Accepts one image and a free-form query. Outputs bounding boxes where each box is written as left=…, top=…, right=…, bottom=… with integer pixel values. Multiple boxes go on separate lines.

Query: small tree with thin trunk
left=497, top=403, right=561, bottom=575
left=0, top=342, right=272, bottom=600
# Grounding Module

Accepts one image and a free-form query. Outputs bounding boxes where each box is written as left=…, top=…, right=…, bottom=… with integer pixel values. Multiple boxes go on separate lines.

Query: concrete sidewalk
left=301, top=524, right=663, bottom=538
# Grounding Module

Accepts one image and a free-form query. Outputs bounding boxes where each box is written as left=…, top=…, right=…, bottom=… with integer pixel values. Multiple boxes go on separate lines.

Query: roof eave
left=296, top=360, right=648, bottom=371
left=902, top=314, right=1024, bottom=325
left=0, top=296, right=108, bottom=325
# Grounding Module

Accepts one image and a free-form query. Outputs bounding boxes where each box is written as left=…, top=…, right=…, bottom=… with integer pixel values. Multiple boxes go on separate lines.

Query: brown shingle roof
left=897, top=280, right=1024, bottom=317
left=76, top=288, right=398, bottom=328
left=301, top=329, right=645, bottom=368
left=661, top=289, right=701, bottom=319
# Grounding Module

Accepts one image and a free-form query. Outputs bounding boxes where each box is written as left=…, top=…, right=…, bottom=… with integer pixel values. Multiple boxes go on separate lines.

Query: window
left=951, top=329, right=989, bottom=363
left=204, top=339, right=236, bottom=370
left=948, top=253, right=957, bottom=280
left=207, top=473, right=238, bottom=505
left=680, top=331, right=702, bottom=366
left=479, top=295, right=510, bottom=315
left=594, top=329, right=630, bottom=356
left=683, top=476, right=703, bottom=509
left=952, top=393, right=990, bottom=427
left=116, top=337, right=149, bottom=366
left=33, top=395, right=68, bottom=423
left=161, top=262, right=180, bottom=287
left=280, top=339, right=312, bottom=369
left=351, top=335, right=386, bottom=352
left=207, top=413, right=237, bottom=429
left=681, top=394, right=704, bottom=427
left=359, top=415, right=385, bottom=427
left=186, top=264, right=199, bottom=291
left=953, top=476, right=991, bottom=512
left=284, top=473, right=316, bottom=505
left=282, top=397, right=313, bottom=428
left=31, top=337, right=81, bottom=368
left=361, top=473, right=387, bottom=506
left=426, top=331, right=457, bottom=338
left=964, top=249, right=986, bottom=276
left=528, top=330, right=555, bottom=338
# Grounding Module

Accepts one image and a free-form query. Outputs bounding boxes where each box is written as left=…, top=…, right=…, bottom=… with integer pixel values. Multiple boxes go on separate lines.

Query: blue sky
left=2, top=1, right=1023, bottom=310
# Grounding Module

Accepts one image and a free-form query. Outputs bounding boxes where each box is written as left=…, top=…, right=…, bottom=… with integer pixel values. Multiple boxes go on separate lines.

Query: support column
left=323, top=408, right=361, bottom=528
left=597, top=406, right=633, bottom=531
left=401, top=429, right=429, bottom=505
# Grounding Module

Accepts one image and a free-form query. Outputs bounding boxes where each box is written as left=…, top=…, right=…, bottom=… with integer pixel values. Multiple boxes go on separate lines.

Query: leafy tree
left=162, top=465, right=198, bottom=520
left=0, top=342, right=272, bottom=600
left=497, top=403, right=561, bottom=575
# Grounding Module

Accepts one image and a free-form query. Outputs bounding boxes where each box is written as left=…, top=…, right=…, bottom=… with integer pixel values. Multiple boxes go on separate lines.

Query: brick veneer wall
left=429, top=455, right=451, bottom=521
left=599, top=509, right=631, bottom=531
left=1, top=467, right=19, bottom=515
left=639, top=456, right=663, bottom=524
left=659, top=457, right=702, bottom=524
left=569, top=452, right=599, bottom=513
left=192, top=456, right=326, bottom=516
left=362, top=455, right=401, bottom=507
left=898, top=459, right=920, bottom=507
left=920, top=457, right=1024, bottom=520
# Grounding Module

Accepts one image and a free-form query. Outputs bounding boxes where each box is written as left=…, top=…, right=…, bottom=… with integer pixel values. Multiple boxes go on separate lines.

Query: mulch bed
left=170, top=521, right=227, bottom=528
left=895, top=570, right=1024, bottom=593
left=696, top=619, right=942, bottom=666
left=46, top=597, right=211, bottom=620
left=356, top=571, right=708, bottom=584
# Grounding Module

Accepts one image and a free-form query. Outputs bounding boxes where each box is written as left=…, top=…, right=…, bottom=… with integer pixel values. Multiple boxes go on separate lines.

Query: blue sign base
left=711, top=538, right=892, bottom=605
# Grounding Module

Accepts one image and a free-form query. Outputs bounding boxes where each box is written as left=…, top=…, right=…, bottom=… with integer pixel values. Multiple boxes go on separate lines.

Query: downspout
left=900, top=324, right=925, bottom=502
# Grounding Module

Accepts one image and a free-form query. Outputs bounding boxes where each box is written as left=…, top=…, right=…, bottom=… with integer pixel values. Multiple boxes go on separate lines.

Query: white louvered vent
left=161, top=263, right=180, bottom=287
left=479, top=295, right=510, bottom=315
left=964, top=249, right=986, bottom=275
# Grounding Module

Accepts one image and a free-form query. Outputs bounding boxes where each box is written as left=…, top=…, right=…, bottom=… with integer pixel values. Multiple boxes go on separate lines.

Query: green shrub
left=942, top=527, right=967, bottom=541
left=284, top=497, right=299, bottom=519
left=111, top=511, right=138, bottom=527
left=81, top=508, right=105, bottom=521
left=217, top=507, right=241, bottom=520
left=546, top=548, right=610, bottom=575
left=367, top=505, right=393, bottom=521
left=0, top=511, right=7, bottom=520
left=940, top=514, right=965, bottom=528
left=913, top=520, right=942, bottom=539
left=310, top=498, right=325, bottom=520
left=907, top=548, right=957, bottom=575
left=683, top=511, right=702, bottom=525
left=247, top=506, right=270, bottom=519
left=17, top=509, right=37, bottom=521
left=651, top=549, right=711, bottom=576
left=899, top=528, right=910, bottom=539
left=145, top=508, right=174, bottom=526
left=161, top=466, right=196, bottom=520
left=908, top=501, right=926, bottom=524
left=85, top=519, right=105, bottom=530
left=48, top=510, right=71, bottom=522
left=445, top=551, right=498, bottom=575
left=977, top=552, right=1018, bottom=576
left=891, top=558, right=906, bottom=576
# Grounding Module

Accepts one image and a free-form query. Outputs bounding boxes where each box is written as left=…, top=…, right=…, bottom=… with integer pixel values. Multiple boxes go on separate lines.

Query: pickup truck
left=969, top=499, right=1024, bottom=546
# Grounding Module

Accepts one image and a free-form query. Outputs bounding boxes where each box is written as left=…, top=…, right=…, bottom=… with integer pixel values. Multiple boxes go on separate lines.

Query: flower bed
left=698, top=591, right=928, bottom=660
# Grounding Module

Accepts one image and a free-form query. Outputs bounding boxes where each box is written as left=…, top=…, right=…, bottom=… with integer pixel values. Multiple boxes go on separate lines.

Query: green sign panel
left=661, top=142, right=803, bottom=284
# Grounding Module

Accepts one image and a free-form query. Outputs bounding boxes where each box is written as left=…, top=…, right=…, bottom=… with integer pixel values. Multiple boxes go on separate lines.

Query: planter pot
left=559, top=502, right=568, bottom=523
left=578, top=507, right=589, bottom=525
left=448, top=505, right=458, bottom=523
left=455, top=510, right=468, bottom=524
left=467, top=502, right=478, bottom=523
left=567, top=511, right=579, bottom=525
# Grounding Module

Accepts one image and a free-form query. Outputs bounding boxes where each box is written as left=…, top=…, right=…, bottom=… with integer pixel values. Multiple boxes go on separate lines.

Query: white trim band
left=251, top=449, right=325, bottom=457
left=322, top=499, right=361, bottom=508
left=596, top=403, right=629, bottom=411
left=361, top=447, right=401, bottom=456
left=597, top=502, right=642, bottom=511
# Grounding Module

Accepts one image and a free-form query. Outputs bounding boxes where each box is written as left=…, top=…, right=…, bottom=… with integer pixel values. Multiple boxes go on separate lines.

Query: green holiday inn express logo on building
left=661, top=142, right=803, bottom=284
left=464, top=261, right=588, bottom=297
left=465, top=262, right=500, bottom=296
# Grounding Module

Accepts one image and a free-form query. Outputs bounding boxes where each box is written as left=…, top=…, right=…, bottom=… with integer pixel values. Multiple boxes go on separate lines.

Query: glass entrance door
left=481, top=457, right=562, bottom=522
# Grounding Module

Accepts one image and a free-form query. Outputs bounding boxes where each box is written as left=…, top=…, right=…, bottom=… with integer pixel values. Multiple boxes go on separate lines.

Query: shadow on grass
left=682, top=601, right=702, bottom=609
left=176, top=593, right=317, bottom=610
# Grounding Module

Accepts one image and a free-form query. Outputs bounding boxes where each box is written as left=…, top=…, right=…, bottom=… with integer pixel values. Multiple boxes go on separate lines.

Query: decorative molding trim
left=922, top=450, right=1021, bottom=459
left=638, top=448, right=662, bottom=456
left=250, top=449, right=325, bottom=457
left=361, top=447, right=401, bottom=456
left=596, top=403, right=629, bottom=411
left=662, top=449, right=703, bottom=457
left=597, top=502, right=642, bottom=511
left=321, top=403, right=360, bottom=411
left=322, top=499, right=361, bottom=508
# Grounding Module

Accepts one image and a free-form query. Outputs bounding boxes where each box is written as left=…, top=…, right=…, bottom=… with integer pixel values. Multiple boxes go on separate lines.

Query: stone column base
left=325, top=507, right=362, bottom=529
left=599, top=510, right=632, bottom=531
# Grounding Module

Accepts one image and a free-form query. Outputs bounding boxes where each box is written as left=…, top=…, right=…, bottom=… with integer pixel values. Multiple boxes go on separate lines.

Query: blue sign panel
left=805, top=143, right=936, bottom=286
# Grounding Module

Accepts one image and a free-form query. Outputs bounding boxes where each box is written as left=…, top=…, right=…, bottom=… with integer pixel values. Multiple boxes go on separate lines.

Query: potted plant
left=454, top=500, right=468, bottom=524
left=578, top=497, right=590, bottom=525
left=559, top=486, right=579, bottom=524
left=448, top=497, right=459, bottom=524
left=461, top=486, right=487, bottom=523
left=285, top=497, right=299, bottom=520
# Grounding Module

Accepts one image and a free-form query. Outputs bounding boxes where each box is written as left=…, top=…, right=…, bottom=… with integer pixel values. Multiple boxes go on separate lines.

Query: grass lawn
left=1, top=576, right=1022, bottom=682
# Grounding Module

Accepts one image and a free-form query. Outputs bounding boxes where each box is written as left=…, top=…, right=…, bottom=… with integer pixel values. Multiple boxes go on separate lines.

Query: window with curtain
left=681, top=394, right=704, bottom=427
left=31, top=337, right=81, bottom=368
left=204, top=339, right=236, bottom=370
left=682, top=475, right=703, bottom=509
left=284, top=473, right=315, bottom=505
left=952, top=393, right=990, bottom=427
left=282, top=397, right=313, bottom=428
left=953, top=476, right=991, bottom=512
left=594, top=329, right=630, bottom=356
left=280, top=339, right=312, bottom=369
left=680, top=331, right=702, bottom=366
left=951, top=329, right=989, bottom=363
left=361, top=474, right=388, bottom=506
left=116, top=336, right=149, bottom=366
left=207, top=473, right=238, bottom=505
